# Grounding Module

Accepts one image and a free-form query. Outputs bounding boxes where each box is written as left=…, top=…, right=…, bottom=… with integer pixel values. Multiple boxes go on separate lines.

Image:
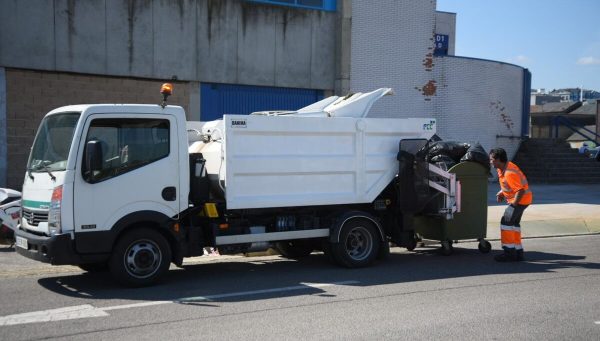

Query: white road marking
left=0, top=281, right=358, bottom=326
left=175, top=280, right=358, bottom=303
left=595, top=321, right=600, bottom=325
left=0, top=305, right=109, bottom=326
left=101, top=300, right=173, bottom=312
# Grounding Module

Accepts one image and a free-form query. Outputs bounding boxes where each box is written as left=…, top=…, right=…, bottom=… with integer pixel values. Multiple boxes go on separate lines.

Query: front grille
left=22, top=208, right=48, bottom=226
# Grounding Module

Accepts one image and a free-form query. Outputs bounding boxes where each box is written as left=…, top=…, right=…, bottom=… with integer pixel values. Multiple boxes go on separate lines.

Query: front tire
left=331, top=219, right=380, bottom=268
left=109, top=228, right=171, bottom=287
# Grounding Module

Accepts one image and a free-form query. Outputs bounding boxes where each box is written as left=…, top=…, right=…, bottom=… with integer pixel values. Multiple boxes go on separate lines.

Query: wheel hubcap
left=124, top=240, right=162, bottom=279
left=345, top=226, right=373, bottom=261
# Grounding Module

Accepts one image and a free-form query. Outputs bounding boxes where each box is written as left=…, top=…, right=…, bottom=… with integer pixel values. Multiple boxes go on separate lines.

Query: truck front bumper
left=14, top=229, right=106, bottom=265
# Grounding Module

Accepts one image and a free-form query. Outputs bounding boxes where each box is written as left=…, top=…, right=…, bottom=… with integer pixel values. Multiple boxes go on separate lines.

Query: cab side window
left=82, top=118, right=170, bottom=183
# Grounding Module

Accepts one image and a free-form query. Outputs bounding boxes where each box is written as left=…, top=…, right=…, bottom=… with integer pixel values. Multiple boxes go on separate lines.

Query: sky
left=436, top=0, right=600, bottom=92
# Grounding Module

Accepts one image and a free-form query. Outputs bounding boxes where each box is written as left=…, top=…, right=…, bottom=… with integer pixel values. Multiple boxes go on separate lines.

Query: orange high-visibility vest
left=497, top=161, right=532, bottom=205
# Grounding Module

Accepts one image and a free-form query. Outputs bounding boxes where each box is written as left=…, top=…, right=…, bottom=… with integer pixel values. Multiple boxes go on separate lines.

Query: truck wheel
left=275, top=240, right=313, bottom=259
left=331, top=219, right=380, bottom=268
left=109, top=228, right=171, bottom=287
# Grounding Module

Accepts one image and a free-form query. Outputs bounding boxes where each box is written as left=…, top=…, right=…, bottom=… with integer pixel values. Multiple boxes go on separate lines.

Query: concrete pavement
left=486, top=183, right=600, bottom=240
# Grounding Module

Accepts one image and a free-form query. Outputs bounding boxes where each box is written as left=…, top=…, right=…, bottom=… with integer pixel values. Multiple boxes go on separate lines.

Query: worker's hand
left=496, top=193, right=505, bottom=203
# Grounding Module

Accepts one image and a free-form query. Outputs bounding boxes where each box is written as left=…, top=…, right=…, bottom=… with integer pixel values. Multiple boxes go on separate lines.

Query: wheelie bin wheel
left=441, top=240, right=453, bottom=256
left=406, top=236, right=417, bottom=251
left=478, top=239, right=491, bottom=254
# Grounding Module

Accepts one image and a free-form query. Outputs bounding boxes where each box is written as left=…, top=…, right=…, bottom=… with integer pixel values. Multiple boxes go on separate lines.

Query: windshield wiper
left=35, top=162, right=56, bottom=181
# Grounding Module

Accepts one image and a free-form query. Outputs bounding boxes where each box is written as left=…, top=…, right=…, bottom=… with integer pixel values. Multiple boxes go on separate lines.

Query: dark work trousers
left=500, top=204, right=528, bottom=250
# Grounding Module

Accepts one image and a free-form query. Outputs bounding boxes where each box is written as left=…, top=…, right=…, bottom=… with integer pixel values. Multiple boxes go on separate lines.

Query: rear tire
left=109, top=228, right=171, bottom=287
left=331, top=219, right=380, bottom=268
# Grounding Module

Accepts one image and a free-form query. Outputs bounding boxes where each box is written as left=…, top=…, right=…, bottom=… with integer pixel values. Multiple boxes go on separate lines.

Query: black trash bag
left=460, top=143, right=490, bottom=171
left=429, top=154, right=456, bottom=170
left=423, top=141, right=471, bottom=162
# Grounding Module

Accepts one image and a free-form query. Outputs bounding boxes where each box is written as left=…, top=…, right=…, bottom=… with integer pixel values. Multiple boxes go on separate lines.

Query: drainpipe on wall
left=596, top=98, right=600, bottom=144
left=0, top=67, right=7, bottom=188
left=521, top=69, right=532, bottom=138
left=334, top=0, right=352, bottom=95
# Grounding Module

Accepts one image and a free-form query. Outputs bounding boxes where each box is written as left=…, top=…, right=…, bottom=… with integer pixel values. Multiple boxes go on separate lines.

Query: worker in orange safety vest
left=489, top=148, right=533, bottom=262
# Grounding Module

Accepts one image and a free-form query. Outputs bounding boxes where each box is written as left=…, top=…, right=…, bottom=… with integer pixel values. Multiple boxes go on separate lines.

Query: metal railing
left=552, top=115, right=600, bottom=142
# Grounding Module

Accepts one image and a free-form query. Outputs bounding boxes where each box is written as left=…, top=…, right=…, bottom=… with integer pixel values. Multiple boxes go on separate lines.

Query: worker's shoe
left=494, top=249, right=518, bottom=262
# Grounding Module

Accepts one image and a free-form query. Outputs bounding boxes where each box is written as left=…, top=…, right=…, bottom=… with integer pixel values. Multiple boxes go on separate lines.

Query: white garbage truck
left=15, top=85, right=456, bottom=286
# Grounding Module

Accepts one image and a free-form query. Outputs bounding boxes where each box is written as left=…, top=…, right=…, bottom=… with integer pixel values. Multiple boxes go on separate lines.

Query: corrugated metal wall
left=200, top=83, right=324, bottom=121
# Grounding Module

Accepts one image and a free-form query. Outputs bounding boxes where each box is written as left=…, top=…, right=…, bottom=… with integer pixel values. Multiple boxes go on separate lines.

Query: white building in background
left=351, top=0, right=529, bottom=161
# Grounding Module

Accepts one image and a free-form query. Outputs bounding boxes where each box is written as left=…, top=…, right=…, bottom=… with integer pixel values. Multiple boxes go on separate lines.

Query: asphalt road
left=0, top=235, right=599, bottom=340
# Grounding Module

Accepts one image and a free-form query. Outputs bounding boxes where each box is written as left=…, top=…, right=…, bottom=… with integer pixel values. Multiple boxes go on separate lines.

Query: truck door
left=73, top=114, right=180, bottom=245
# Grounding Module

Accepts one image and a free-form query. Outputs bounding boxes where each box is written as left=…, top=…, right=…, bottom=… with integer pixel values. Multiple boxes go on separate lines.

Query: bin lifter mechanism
left=426, top=163, right=461, bottom=220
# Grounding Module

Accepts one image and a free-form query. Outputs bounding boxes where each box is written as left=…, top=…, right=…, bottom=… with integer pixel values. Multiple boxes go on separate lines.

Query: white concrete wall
left=350, top=0, right=437, bottom=118
left=0, top=0, right=336, bottom=89
left=350, top=0, right=526, bottom=160
left=432, top=56, right=526, bottom=160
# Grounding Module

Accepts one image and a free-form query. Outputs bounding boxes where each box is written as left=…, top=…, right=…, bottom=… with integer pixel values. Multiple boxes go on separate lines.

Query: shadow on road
left=36, top=244, right=600, bottom=305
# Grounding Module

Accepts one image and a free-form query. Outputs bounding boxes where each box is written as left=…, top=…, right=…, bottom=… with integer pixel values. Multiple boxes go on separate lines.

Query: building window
left=249, top=0, right=336, bottom=11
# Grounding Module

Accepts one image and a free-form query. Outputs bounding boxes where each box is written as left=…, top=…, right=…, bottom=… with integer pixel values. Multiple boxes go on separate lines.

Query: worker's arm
left=496, top=190, right=505, bottom=203
left=512, top=188, right=525, bottom=206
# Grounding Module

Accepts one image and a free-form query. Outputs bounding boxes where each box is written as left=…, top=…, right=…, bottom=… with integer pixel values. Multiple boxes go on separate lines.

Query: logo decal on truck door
left=423, top=120, right=435, bottom=131
left=231, top=120, right=247, bottom=128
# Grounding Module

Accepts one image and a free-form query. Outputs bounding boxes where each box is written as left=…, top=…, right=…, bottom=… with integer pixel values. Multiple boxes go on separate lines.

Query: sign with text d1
left=434, top=34, right=449, bottom=56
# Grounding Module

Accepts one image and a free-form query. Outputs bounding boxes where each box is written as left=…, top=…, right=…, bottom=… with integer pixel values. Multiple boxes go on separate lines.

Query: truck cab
left=16, top=104, right=189, bottom=277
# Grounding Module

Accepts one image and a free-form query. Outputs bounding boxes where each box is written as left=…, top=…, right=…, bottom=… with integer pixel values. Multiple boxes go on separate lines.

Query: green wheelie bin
left=413, top=161, right=491, bottom=255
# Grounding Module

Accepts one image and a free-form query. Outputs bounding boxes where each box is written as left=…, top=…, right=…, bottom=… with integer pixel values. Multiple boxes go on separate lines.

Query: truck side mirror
left=85, top=140, right=104, bottom=174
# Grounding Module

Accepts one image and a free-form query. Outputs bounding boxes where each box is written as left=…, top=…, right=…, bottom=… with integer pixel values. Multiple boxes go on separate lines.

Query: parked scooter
left=0, top=188, right=21, bottom=243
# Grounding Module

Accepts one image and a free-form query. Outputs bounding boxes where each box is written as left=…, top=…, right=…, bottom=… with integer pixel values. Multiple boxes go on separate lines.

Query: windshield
left=27, top=112, right=81, bottom=172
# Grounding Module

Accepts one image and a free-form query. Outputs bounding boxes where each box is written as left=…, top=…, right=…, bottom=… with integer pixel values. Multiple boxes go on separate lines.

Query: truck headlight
left=48, top=185, right=63, bottom=236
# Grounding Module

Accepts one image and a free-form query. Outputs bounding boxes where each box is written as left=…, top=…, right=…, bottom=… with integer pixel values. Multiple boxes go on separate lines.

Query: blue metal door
left=200, top=83, right=324, bottom=121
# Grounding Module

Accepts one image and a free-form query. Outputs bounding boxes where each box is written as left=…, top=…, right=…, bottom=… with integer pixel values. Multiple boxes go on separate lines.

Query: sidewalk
left=486, top=183, right=600, bottom=240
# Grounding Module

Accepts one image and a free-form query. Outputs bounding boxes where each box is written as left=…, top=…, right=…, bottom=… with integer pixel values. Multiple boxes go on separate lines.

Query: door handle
left=162, top=187, right=177, bottom=201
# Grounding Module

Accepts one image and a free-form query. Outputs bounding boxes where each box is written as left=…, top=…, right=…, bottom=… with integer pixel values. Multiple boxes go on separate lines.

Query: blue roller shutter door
left=200, top=83, right=324, bottom=121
